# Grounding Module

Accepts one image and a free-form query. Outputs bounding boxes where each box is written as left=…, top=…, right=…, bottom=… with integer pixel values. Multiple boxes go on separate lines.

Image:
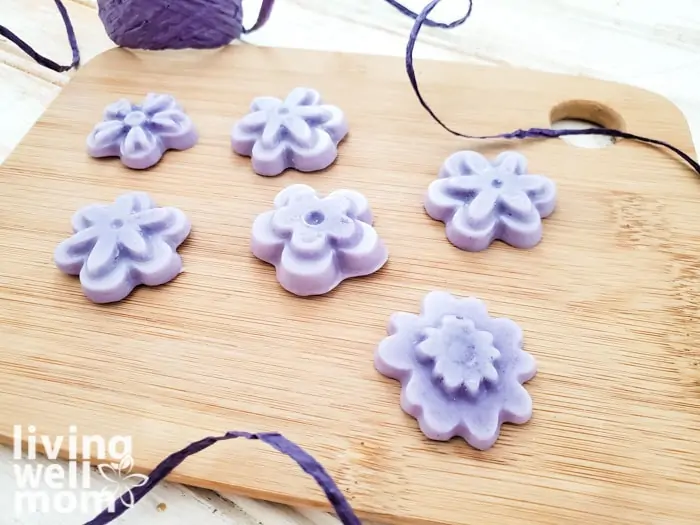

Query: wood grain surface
left=1, top=45, right=700, bottom=525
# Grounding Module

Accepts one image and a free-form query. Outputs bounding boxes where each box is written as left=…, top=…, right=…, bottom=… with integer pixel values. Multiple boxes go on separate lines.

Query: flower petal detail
left=289, top=227, right=328, bottom=257
left=251, top=210, right=286, bottom=265
left=134, top=208, right=171, bottom=231
left=85, top=230, right=118, bottom=277
left=273, top=184, right=317, bottom=209
left=286, top=130, right=337, bottom=173
left=54, top=227, right=100, bottom=275
left=104, top=99, right=133, bottom=120
left=325, top=214, right=358, bottom=245
left=424, top=179, right=462, bottom=222
left=284, top=87, right=321, bottom=107
left=259, top=114, right=283, bottom=150
left=148, top=113, right=184, bottom=135
left=251, top=96, right=281, bottom=112
left=119, top=227, right=149, bottom=259
left=466, top=188, right=499, bottom=226
left=235, top=110, right=269, bottom=132
left=128, top=239, right=181, bottom=287
left=518, top=175, right=557, bottom=218
left=326, top=189, right=371, bottom=223
left=277, top=243, right=336, bottom=296
left=121, top=126, right=157, bottom=157
left=335, top=221, right=387, bottom=276
left=87, top=121, right=126, bottom=158
left=499, top=190, right=535, bottom=219
left=72, top=205, right=109, bottom=231
left=293, top=105, right=330, bottom=125
left=142, top=93, right=178, bottom=115
left=252, top=186, right=387, bottom=296
left=493, top=151, right=528, bottom=174
left=282, top=116, right=314, bottom=148
left=387, top=312, right=423, bottom=335
left=113, top=192, right=155, bottom=216
left=440, top=150, right=490, bottom=178
left=375, top=333, right=416, bottom=378
left=427, top=150, right=557, bottom=250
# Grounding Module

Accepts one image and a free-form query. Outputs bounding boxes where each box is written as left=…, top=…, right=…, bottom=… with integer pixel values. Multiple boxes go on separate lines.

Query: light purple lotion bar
left=424, top=150, right=556, bottom=251
left=375, top=291, right=537, bottom=450
left=54, top=192, right=191, bottom=303
left=251, top=184, right=388, bottom=296
left=86, top=93, right=198, bottom=170
left=231, top=87, right=348, bottom=177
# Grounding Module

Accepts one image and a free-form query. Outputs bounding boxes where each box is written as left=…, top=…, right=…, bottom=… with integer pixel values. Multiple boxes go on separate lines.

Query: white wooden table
left=1, top=0, right=699, bottom=523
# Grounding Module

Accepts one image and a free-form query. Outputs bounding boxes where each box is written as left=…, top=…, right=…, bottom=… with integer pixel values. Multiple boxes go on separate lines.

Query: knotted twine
left=1, top=1, right=699, bottom=523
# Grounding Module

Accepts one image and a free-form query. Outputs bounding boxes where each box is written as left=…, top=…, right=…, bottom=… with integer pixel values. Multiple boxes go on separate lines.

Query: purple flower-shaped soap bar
left=424, top=151, right=556, bottom=251
left=231, top=87, right=349, bottom=177
left=375, top=291, right=537, bottom=450
left=251, top=184, right=388, bottom=296
left=54, top=192, right=191, bottom=304
left=87, top=93, right=198, bottom=170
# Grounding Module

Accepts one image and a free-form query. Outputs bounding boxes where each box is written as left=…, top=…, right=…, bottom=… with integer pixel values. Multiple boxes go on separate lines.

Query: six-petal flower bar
left=231, top=87, right=349, bottom=176
left=425, top=150, right=557, bottom=251
left=86, top=93, right=198, bottom=170
left=54, top=192, right=191, bottom=303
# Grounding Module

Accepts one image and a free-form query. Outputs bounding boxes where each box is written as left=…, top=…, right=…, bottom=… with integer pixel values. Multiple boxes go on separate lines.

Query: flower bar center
left=304, top=210, right=326, bottom=225
left=124, top=111, right=148, bottom=128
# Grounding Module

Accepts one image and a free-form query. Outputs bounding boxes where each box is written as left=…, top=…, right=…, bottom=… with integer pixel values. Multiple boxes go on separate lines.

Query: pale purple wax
left=86, top=93, right=198, bottom=170
left=251, top=184, right=388, bottom=296
left=375, top=291, right=537, bottom=450
left=424, top=150, right=556, bottom=251
left=54, top=192, right=191, bottom=303
left=231, top=87, right=348, bottom=177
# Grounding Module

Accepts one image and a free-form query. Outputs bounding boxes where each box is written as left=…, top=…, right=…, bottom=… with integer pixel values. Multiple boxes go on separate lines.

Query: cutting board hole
left=550, top=100, right=624, bottom=149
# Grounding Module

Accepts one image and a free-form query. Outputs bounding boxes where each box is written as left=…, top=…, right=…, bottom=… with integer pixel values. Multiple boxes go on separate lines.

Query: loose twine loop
left=1, top=1, right=699, bottom=523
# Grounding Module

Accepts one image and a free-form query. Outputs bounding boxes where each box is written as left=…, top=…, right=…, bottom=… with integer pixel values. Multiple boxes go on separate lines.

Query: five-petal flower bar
left=231, top=87, right=349, bottom=177
left=251, top=184, right=388, bottom=296
left=86, top=93, right=198, bottom=170
left=424, top=150, right=557, bottom=251
left=54, top=192, right=191, bottom=303
left=374, top=291, right=537, bottom=450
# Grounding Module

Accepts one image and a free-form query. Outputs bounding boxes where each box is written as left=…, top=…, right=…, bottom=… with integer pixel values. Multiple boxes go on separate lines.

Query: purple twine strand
left=0, top=0, right=275, bottom=73
left=0, top=0, right=80, bottom=72
left=85, top=431, right=361, bottom=525
left=243, top=0, right=276, bottom=34
left=395, top=0, right=700, bottom=176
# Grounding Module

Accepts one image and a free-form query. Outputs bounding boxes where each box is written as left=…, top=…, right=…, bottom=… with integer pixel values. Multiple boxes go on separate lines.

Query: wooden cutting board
left=1, top=46, right=699, bottom=525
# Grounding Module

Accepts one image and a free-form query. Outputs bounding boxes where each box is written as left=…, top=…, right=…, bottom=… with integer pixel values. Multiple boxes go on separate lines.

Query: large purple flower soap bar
left=251, top=184, right=388, bottom=296
left=375, top=291, right=537, bottom=450
left=231, top=87, right=349, bottom=177
left=54, top=192, right=191, bottom=304
left=87, top=93, right=198, bottom=170
left=424, top=151, right=556, bottom=251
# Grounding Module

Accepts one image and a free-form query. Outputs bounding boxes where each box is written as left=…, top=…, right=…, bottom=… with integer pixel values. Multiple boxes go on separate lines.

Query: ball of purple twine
left=97, top=0, right=275, bottom=50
